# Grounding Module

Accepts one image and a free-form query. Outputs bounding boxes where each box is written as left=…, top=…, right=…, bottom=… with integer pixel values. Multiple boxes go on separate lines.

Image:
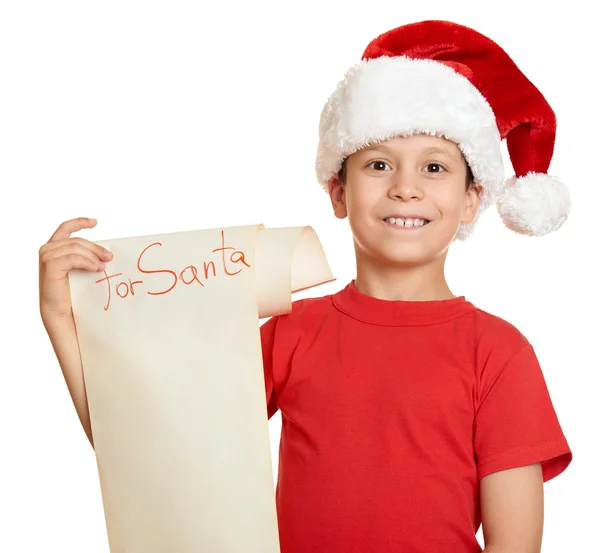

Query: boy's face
left=328, top=134, right=482, bottom=268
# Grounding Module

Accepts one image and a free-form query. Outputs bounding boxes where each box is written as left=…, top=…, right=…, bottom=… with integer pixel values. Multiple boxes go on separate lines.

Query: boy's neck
left=354, top=259, right=455, bottom=302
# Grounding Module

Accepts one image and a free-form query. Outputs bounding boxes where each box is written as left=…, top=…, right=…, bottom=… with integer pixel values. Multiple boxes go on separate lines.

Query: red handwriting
left=95, top=229, right=251, bottom=311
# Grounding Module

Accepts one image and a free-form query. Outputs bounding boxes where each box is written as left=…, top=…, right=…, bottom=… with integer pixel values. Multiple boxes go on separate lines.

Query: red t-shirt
left=260, top=280, right=572, bottom=553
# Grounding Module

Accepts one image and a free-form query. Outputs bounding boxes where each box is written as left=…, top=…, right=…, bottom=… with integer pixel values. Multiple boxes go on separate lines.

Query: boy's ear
left=328, top=176, right=348, bottom=219
left=461, top=184, right=483, bottom=225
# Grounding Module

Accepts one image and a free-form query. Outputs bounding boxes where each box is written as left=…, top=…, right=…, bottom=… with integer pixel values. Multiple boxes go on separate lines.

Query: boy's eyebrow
left=422, top=146, right=461, bottom=161
left=362, top=144, right=461, bottom=161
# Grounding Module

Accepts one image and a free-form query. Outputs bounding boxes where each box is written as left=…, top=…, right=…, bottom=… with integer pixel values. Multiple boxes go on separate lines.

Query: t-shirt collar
left=332, top=279, right=477, bottom=326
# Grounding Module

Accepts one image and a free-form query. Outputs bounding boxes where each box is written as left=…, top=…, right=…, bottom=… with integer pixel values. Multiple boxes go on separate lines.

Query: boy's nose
left=388, top=174, right=423, bottom=199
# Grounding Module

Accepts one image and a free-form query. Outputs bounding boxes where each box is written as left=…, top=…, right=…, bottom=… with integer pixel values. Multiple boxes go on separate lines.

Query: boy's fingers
left=48, top=217, right=97, bottom=242
left=41, top=243, right=105, bottom=270
left=56, top=254, right=105, bottom=274
left=40, top=236, right=111, bottom=260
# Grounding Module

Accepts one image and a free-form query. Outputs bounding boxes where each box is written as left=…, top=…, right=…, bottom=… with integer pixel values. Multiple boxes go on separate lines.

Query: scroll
left=68, top=223, right=335, bottom=553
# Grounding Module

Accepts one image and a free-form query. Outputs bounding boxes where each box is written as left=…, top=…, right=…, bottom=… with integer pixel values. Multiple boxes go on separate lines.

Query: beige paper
left=68, top=224, right=334, bottom=553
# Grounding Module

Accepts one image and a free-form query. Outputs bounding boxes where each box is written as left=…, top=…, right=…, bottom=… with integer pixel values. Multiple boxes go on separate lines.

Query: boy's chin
left=369, top=246, right=437, bottom=267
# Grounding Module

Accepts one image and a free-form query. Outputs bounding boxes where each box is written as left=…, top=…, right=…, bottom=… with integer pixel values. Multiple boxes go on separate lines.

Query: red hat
left=315, top=20, right=570, bottom=239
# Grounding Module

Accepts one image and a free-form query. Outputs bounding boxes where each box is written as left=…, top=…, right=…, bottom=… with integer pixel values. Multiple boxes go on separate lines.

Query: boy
left=258, top=19, right=572, bottom=553
left=39, top=19, right=571, bottom=553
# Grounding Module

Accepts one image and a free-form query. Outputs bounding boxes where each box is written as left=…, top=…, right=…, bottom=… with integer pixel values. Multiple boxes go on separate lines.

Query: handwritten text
left=95, top=230, right=251, bottom=311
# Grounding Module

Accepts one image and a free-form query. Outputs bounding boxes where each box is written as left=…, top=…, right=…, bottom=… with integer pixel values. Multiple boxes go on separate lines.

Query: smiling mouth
left=383, top=217, right=430, bottom=229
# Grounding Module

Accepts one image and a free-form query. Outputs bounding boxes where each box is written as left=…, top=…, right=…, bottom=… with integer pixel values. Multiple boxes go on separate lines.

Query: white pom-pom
left=496, top=172, right=571, bottom=236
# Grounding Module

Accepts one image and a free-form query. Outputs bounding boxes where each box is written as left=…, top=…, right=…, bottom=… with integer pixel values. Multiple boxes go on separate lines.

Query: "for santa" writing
left=94, top=229, right=250, bottom=311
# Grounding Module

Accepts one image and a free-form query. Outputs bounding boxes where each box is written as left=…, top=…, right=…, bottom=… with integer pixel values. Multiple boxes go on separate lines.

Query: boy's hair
left=337, top=156, right=475, bottom=190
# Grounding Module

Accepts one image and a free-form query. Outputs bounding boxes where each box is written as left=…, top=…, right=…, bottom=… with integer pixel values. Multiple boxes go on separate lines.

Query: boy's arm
left=39, top=217, right=110, bottom=450
left=480, top=463, right=543, bottom=553
left=42, top=312, right=94, bottom=449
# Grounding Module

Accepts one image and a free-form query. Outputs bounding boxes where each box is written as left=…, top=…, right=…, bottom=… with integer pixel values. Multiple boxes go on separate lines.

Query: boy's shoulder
left=259, top=291, right=334, bottom=329
left=290, top=292, right=334, bottom=313
left=469, top=304, right=532, bottom=358
left=280, top=291, right=334, bottom=321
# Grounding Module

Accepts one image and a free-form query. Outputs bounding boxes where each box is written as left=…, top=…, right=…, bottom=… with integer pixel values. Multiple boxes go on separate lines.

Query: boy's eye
left=424, top=163, right=445, bottom=173
left=367, top=161, right=392, bottom=171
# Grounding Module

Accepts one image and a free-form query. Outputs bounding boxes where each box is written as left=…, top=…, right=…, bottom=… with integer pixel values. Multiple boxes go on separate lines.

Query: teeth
left=386, top=217, right=429, bottom=227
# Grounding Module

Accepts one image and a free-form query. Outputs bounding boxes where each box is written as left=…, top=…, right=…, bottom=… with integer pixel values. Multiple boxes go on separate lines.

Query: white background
left=1, top=1, right=596, bottom=551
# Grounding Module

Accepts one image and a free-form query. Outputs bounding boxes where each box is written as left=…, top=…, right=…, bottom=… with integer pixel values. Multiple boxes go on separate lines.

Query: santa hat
left=315, top=20, right=570, bottom=239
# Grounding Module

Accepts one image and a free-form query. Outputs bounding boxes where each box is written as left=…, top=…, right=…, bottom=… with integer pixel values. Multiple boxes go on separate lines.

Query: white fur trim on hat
left=496, top=172, right=571, bottom=236
left=316, top=55, right=506, bottom=239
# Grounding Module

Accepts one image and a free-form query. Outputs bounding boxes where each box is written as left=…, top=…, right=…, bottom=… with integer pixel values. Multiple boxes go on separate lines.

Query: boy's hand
left=39, top=217, right=113, bottom=320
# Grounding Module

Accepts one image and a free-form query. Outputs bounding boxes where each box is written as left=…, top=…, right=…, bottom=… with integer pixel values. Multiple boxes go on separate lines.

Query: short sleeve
left=259, top=316, right=280, bottom=420
left=473, top=342, right=572, bottom=482
left=259, top=301, right=306, bottom=420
